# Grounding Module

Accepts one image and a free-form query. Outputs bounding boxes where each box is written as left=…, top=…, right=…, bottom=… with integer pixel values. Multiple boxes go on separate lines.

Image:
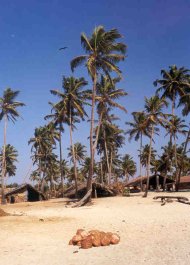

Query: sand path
left=0, top=192, right=190, bottom=265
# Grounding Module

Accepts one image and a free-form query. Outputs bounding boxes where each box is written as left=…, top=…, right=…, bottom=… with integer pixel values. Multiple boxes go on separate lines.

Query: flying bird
left=59, top=47, right=68, bottom=50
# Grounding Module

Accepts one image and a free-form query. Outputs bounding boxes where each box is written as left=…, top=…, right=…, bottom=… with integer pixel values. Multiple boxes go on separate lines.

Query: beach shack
left=64, top=182, right=116, bottom=198
left=5, top=183, right=46, bottom=203
left=178, top=176, right=190, bottom=190
left=125, top=174, right=174, bottom=191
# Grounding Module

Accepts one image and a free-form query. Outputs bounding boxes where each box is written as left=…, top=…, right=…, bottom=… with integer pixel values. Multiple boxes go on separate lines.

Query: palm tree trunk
left=93, top=112, right=103, bottom=151
left=176, top=127, right=190, bottom=191
left=156, top=171, right=160, bottom=191
left=172, top=93, right=175, bottom=116
left=143, top=125, right=154, bottom=197
left=59, top=126, right=64, bottom=197
left=69, top=114, right=78, bottom=198
left=1, top=115, right=7, bottom=205
left=170, top=94, right=175, bottom=146
left=104, top=133, right=110, bottom=185
left=108, top=150, right=113, bottom=185
left=163, top=169, right=167, bottom=191
left=87, top=72, right=97, bottom=194
left=125, top=171, right=129, bottom=183
left=100, top=154, right=103, bottom=184
left=140, top=133, right=143, bottom=191
left=173, top=133, right=178, bottom=191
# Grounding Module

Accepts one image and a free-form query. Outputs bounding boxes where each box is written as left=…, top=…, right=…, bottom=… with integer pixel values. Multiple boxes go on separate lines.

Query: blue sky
left=0, top=0, right=190, bottom=183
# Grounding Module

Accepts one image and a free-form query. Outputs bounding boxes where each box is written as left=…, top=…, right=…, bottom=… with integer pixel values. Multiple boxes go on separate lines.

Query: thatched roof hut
left=64, top=182, right=116, bottom=198
left=179, top=176, right=190, bottom=190
left=125, top=175, right=174, bottom=189
left=5, top=184, right=46, bottom=203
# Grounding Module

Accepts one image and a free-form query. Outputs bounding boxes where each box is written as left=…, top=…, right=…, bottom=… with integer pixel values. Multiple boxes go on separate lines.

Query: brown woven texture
left=81, top=235, right=93, bottom=249
left=69, top=229, right=120, bottom=248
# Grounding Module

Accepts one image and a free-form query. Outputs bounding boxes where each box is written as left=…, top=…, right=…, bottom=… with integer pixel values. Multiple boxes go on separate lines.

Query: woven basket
left=110, top=233, right=120, bottom=244
left=101, top=234, right=110, bottom=246
left=72, top=235, right=82, bottom=244
left=92, top=234, right=101, bottom=247
left=106, top=232, right=113, bottom=242
left=81, top=235, right=92, bottom=249
left=77, top=229, right=89, bottom=238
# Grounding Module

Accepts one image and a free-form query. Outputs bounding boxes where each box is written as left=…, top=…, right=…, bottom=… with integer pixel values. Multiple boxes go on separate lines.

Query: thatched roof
left=5, top=184, right=46, bottom=201
left=64, top=182, right=116, bottom=198
left=125, top=174, right=174, bottom=187
left=180, top=176, right=190, bottom=183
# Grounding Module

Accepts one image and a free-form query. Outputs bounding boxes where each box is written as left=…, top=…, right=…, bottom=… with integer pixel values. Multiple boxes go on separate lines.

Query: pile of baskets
left=69, top=229, right=120, bottom=249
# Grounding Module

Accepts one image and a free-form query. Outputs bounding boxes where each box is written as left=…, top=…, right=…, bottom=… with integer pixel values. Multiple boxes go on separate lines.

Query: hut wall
left=27, top=188, right=41, bottom=201
left=179, top=183, right=190, bottom=190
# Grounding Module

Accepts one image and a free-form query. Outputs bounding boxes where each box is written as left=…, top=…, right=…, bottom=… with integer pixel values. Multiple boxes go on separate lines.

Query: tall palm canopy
left=121, top=154, right=136, bottom=182
left=68, top=142, right=87, bottom=164
left=70, top=26, right=127, bottom=202
left=126, top=111, right=151, bottom=142
left=71, top=25, right=127, bottom=78
left=143, top=95, right=168, bottom=197
left=50, top=76, right=89, bottom=123
left=0, top=144, right=18, bottom=177
left=0, top=88, right=25, bottom=204
left=0, top=88, right=25, bottom=122
left=50, top=76, right=89, bottom=197
left=154, top=65, right=190, bottom=114
left=96, top=75, right=127, bottom=116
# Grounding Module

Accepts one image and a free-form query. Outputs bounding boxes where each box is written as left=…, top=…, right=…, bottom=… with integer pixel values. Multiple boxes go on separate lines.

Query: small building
left=179, top=176, right=190, bottom=190
left=125, top=175, right=174, bottom=190
left=5, top=184, right=46, bottom=203
left=64, top=182, right=116, bottom=198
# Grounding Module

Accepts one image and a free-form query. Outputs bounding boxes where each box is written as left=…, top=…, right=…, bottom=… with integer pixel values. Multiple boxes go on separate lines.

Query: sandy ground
left=1, top=192, right=190, bottom=265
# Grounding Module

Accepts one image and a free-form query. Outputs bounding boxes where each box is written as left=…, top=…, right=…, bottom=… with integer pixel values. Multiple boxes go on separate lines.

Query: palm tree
left=165, top=116, right=187, bottom=186
left=50, top=76, right=88, bottom=197
left=178, top=89, right=190, bottom=116
left=121, top=154, right=136, bottom=183
left=160, top=143, right=175, bottom=189
left=71, top=26, right=127, bottom=203
left=45, top=103, right=66, bottom=196
left=94, top=75, right=127, bottom=148
left=97, top=120, right=125, bottom=184
left=154, top=65, right=190, bottom=116
left=176, top=125, right=190, bottom=190
left=0, top=144, right=18, bottom=184
left=143, top=95, right=168, bottom=197
left=28, top=125, right=56, bottom=191
left=140, top=144, right=156, bottom=172
left=126, top=111, right=151, bottom=190
left=68, top=142, right=87, bottom=165
left=0, top=88, right=25, bottom=204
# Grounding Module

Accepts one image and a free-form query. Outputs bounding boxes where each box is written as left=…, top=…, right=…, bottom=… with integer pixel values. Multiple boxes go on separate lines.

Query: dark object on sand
left=153, top=196, right=189, bottom=206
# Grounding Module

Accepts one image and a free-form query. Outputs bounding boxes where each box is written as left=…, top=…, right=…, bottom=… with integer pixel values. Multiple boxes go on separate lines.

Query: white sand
left=1, top=192, right=190, bottom=265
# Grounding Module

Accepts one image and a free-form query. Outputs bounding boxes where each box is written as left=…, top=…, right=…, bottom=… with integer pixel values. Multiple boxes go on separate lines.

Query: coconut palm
left=154, top=65, right=190, bottom=116
left=0, top=88, right=25, bottom=204
left=121, top=154, right=136, bottom=183
left=140, top=144, right=156, bottom=170
left=178, top=89, right=190, bottom=116
left=45, top=103, right=67, bottom=196
left=126, top=111, right=151, bottom=190
left=81, top=157, right=98, bottom=180
left=68, top=142, right=87, bottom=165
left=164, top=116, right=188, bottom=186
left=94, top=75, right=127, bottom=148
left=28, top=125, right=57, bottom=190
left=71, top=26, right=127, bottom=203
left=50, top=76, right=88, bottom=197
left=143, top=95, right=168, bottom=197
left=176, top=125, right=190, bottom=190
left=0, top=144, right=18, bottom=181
